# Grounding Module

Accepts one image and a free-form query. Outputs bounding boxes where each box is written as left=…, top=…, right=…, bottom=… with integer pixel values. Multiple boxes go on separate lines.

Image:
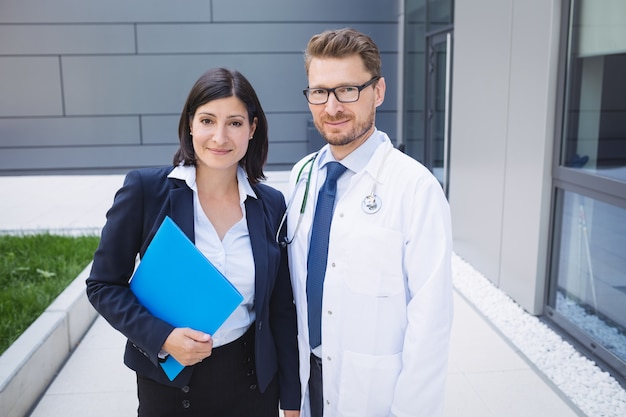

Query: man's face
left=307, top=55, right=385, bottom=160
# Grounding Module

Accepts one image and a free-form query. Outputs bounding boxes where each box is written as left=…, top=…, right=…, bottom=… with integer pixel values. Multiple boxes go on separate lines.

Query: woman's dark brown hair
left=173, top=68, right=268, bottom=184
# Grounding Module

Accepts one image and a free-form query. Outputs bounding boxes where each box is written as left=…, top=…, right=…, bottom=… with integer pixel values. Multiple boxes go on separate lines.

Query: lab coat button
left=331, top=262, right=336, bottom=267
left=327, top=310, right=332, bottom=315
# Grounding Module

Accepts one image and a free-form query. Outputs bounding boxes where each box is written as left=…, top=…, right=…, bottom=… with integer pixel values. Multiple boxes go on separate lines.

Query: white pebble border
left=451, top=253, right=626, bottom=417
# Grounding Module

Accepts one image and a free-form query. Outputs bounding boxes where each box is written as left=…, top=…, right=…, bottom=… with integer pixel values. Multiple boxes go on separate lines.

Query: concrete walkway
left=0, top=173, right=586, bottom=417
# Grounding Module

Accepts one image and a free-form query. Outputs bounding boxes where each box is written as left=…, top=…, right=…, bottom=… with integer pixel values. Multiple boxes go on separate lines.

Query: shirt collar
left=317, top=129, right=385, bottom=173
left=168, top=165, right=257, bottom=203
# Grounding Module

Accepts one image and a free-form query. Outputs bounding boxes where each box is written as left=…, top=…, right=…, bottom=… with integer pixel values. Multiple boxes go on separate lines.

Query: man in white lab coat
left=283, top=28, right=454, bottom=417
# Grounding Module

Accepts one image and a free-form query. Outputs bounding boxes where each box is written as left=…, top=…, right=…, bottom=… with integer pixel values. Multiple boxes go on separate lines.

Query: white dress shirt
left=168, top=165, right=256, bottom=347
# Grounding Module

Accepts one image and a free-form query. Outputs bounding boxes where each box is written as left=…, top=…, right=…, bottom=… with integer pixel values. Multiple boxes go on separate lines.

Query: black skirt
left=136, top=325, right=278, bottom=417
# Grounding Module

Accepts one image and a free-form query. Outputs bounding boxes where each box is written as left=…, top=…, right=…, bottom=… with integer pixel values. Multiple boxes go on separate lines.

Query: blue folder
left=130, top=216, right=243, bottom=380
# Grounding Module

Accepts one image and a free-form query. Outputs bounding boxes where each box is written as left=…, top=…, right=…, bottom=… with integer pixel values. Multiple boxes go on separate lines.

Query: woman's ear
left=249, top=117, right=258, bottom=139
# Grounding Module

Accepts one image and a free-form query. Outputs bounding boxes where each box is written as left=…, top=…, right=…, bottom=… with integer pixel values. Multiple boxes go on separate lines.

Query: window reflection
left=554, top=190, right=626, bottom=362
left=561, top=1, right=626, bottom=182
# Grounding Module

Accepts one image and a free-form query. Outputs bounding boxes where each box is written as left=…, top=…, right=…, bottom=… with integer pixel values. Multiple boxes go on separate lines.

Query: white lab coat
left=286, top=133, right=454, bottom=417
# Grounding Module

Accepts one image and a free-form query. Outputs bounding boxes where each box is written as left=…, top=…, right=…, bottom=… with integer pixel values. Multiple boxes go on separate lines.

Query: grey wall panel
left=137, top=23, right=315, bottom=54
left=374, top=112, right=397, bottom=143
left=266, top=113, right=314, bottom=143
left=61, top=55, right=191, bottom=116
left=449, top=0, right=560, bottom=314
left=0, top=0, right=400, bottom=175
left=0, top=25, right=135, bottom=55
left=0, top=117, right=140, bottom=147
left=0, top=0, right=213, bottom=24
left=61, top=54, right=309, bottom=116
left=141, top=115, right=180, bottom=145
left=212, top=0, right=399, bottom=22
left=137, top=22, right=399, bottom=54
left=0, top=145, right=178, bottom=172
left=498, top=0, right=560, bottom=314
left=0, top=57, right=63, bottom=117
left=448, top=0, right=513, bottom=287
left=268, top=141, right=309, bottom=165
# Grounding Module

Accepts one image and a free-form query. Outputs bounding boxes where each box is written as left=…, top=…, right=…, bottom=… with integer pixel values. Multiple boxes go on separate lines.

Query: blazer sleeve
left=85, top=169, right=174, bottom=367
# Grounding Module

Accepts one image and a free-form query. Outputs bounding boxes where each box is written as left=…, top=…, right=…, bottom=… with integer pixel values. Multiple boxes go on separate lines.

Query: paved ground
left=0, top=173, right=585, bottom=417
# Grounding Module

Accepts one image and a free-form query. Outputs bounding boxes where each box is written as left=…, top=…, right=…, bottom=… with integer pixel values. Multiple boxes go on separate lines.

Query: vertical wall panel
left=448, top=0, right=513, bottom=285
left=0, top=57, right=63, bottom=117
left=449, top=0, right=561, bottom=314
left=498, top=0, right=560, bottom=313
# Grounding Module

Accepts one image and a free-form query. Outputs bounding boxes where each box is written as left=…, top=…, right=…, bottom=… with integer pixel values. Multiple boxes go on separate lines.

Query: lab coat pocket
left=337, top=350, right=402, bottom=417
left=345, top=226, right=404, bottom=296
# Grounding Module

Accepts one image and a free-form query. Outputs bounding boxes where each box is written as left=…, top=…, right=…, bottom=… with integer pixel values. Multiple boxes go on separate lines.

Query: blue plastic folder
left=130, top=216, right=243, bottom=380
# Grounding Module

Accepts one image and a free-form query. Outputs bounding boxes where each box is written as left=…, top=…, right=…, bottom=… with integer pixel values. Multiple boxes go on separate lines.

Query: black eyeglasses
left=303, top=76, right=381, bottom=105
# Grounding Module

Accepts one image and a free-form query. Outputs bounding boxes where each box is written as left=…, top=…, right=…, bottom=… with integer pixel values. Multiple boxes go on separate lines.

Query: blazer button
left=249, top=384, right=257, bottom=390
left=181, top=399, right=191, bottom=409
left=181, top=385, right=190, bottom=393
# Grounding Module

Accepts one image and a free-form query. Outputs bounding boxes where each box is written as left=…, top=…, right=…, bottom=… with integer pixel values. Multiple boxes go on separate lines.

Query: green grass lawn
left=0, top=234, right=100, bottom=354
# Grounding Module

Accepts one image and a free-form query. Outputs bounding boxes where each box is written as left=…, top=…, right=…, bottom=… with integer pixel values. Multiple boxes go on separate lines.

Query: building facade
left=449, top=0, right=626, bottom=383
left=1, top=0, right=625, bottom=384
left=0, top=0, right=399, bottom=173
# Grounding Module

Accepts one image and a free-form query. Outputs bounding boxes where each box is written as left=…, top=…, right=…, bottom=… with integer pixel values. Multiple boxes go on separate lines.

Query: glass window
left=551, top=189, right=626, bottom=363
left=403, top=0, right=427, bottom=161
left=403, top=0, right=454, bottom=176
left=561, top=0, right=626, bottom=182
left=549, top=0, right=626, bottom=378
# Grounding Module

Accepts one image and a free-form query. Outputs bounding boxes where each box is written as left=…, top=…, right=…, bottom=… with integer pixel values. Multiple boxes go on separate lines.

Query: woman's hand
left=162, top=328, right=213, bottom=366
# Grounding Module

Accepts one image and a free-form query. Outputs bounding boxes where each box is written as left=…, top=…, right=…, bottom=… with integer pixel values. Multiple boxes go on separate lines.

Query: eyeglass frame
left=302, top=76, right=381, bottom=105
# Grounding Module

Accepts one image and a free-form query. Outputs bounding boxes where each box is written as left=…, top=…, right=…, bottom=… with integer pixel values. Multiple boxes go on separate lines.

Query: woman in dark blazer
left=86, top=68, right=300, bottom=417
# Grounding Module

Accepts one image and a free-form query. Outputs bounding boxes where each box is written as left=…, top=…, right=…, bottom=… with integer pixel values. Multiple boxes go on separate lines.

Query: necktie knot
left=325, top=161, right=347, bottom=183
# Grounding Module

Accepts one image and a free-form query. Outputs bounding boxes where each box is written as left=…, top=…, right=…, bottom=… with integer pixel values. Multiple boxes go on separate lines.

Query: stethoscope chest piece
left=362, top=194, right=382, bottom=214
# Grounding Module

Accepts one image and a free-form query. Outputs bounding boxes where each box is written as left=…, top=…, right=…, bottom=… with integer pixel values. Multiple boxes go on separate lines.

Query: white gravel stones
left=451, top=253, right=626, bottom=417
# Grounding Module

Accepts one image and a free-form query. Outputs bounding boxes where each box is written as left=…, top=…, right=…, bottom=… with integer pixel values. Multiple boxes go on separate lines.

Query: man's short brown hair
left=304, top=28, right=382, bottom=79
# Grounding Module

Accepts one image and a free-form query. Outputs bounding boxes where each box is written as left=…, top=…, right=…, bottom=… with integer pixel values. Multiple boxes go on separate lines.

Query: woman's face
left=190, top=96, right=257, bottom=173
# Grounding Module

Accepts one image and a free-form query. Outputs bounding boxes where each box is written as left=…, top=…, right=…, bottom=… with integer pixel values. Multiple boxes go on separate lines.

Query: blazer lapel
left=168, top=181, right=195, bottom=242
left=245, top=196, right=269, bottom=320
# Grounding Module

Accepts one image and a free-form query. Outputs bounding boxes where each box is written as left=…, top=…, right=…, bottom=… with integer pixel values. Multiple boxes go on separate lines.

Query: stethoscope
left=275, top=147, right=390, bottom=247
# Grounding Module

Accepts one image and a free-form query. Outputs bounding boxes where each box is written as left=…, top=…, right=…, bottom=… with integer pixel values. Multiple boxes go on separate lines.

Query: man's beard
left=316, top=110, right=375, bottom=147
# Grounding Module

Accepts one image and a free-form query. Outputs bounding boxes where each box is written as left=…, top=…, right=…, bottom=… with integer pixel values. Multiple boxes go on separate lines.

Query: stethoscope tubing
left=275, top=153, right=318, bottom=247
left=275, top=145, right=390, bottom=246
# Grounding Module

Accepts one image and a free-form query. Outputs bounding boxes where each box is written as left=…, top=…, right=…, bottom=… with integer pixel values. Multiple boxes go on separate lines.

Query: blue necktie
left=307, top=161, right=347, bottom=349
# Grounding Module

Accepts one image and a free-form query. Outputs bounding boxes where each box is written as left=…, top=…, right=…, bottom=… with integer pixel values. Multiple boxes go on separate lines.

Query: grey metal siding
left=0, top=0, right=399, bottom=174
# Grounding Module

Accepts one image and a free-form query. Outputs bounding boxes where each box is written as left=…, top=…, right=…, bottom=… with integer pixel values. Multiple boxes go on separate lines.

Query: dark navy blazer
left=86, top=166, right=300, bottom=409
